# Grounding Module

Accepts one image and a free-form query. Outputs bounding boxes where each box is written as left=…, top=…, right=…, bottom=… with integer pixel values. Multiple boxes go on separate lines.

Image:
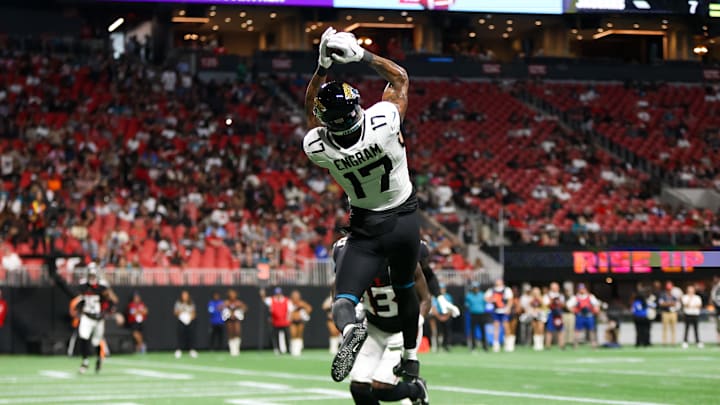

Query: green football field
left=0, top=346, right=718, bottom=405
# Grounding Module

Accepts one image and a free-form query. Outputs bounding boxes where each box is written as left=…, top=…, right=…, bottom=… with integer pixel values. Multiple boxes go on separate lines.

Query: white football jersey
left=303, top=101, right=413, bottom=211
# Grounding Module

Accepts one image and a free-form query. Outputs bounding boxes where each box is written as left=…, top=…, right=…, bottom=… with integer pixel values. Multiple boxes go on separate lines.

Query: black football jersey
left=77, top=281, right=108, bottom=318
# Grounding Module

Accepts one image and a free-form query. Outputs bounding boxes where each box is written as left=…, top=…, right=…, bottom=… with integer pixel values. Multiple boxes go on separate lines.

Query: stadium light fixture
left=212, top=25, right=219, bottom=31
left=478, top=18, right=486, bottom=24
left=535, top=20, right=542, bottom=26
left=506, top=26, right=513, bottom=32
left=178, top=10, right=186, bottom=16
left=597, top=27, right=604, bottom=33
left=606, top=22, right=613, bottom=28
left=577, top=34, right=583, bottom=40
left=401, top=11, right=408, bottom=17
left=172, top=17, right=210, bottom=23
left=661, top=24, right=668, bottom=30
left=209, top=11, right=216, bottom=17
left=240, top=11, right=247, bottom=18
left=346, top=15, right=353, bottom=21
left=469, top=32, right=476, bottom=38
left=248, top=26, right=254, bottom=32
left=313, top=38, right=320, bottom=44
left=406, top=17, right=413, bottom=22
left=304, top=27, right=311, bottom=33
left=225, top=17, right=231, bottom=23
left=693, top=45, right=708, bottom=55
left=571, top=28, right=578, bottom=34
left=488, top=24, right=495, bottom=30
left=502, top=32, right=509, bottom=39
left=506, top=19, right=513, bottom=25
left=633, top=23, right=640, bottom=29
left=247, top=19, right=253, bottom=25
left=270, top=12, right=277, bottom=19
left=242, top=23, right=248, bottom=28
left=210, top=5, right=216, bottom=10
left=364, top=38, right=373, bottom=45
left=108, top=17, right=125, bottom=33
left=378, top=16, right=385, bottom=21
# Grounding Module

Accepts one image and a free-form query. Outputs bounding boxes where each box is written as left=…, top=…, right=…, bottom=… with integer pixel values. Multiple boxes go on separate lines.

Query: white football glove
left=327, top=32, right=365, bottom=64
left=318, top=27, right=337, bottom=69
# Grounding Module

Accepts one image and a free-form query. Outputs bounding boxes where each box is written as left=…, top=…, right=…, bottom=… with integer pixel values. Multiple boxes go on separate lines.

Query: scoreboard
left=565, top=0, right=704, bottom=14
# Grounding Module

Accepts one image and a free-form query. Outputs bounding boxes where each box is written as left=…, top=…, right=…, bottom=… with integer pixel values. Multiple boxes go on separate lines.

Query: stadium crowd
left=0, top=50, right=471, bottom=277
left=1, top=45, right=720, bottom=280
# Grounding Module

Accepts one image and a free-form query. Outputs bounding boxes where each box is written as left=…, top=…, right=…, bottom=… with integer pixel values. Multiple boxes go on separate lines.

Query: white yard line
left=38, top=370, right=73, bottom=379
left=417, top=358, right=720, bottom=381
left=122, top=368, right=194, bottom=380
left=235, top=381, right=290, bottom=390
left=433, top=386, right=672, bottom=405
left=225, top=390, right=351, bottom=405
left=109, top=359, right=329, bottom=382
left=0, top=387, right=349, bottom=404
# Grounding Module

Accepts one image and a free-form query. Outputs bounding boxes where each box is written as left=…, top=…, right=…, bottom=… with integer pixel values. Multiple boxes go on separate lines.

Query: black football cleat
left=330, top=323, right=367, bottom=382
left=412, top=377, right=430, bottom=405
left=95, top=358, right=102, bottom=374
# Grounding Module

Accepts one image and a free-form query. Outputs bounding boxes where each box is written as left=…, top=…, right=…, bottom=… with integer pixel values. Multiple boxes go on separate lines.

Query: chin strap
left=328, top=110, right=364, bottom=137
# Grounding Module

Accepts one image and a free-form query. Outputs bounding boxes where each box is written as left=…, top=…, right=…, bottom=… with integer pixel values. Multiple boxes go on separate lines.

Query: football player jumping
left=334, top=237, right=431, bottom=405
left=74, top=263, right=118, bottom=374
left=304, top=27, right=423, bottom=382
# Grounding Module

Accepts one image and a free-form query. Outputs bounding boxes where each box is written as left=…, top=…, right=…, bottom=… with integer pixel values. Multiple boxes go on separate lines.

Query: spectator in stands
left=658, top=281, right=680, bottom=345
left=207, top=292, right=225, bottom=351
left=465, top=281, right=488, bottom=352
left=260, top=287, right=291, bottom=355
left=28, top=190, right=47, bottom=253
left=1, top=246, right=22, bottom=283
left=681, top=285, right=703, bottom=349
left=174, top=290, right=198, bottom=359
left=126, top=291, right=148, bottom=353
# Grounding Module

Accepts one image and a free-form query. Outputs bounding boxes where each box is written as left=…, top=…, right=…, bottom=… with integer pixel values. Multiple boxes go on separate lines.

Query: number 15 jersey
left=303, top=101, right=413, bottom=212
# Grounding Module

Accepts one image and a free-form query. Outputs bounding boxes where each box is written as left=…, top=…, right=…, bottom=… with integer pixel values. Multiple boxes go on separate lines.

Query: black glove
left=393, top=359, right=420, bottom=380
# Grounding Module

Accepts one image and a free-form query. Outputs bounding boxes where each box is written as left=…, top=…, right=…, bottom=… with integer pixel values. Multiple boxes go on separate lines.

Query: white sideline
left=108, top=358, right=675, bottom=405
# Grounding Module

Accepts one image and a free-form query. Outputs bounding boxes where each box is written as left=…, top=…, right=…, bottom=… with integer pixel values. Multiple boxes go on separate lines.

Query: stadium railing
left=1, top=260, right=488, bottom=288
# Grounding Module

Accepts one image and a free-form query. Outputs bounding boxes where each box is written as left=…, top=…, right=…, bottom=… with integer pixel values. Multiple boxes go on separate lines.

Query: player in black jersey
left=75, top=263, right=117, bottom=374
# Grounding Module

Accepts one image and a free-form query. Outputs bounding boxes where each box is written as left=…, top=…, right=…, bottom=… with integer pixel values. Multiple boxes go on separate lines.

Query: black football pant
left=469, top=314, right=488, bottom=351
left=177, top=321, right=196, bottom=351
left=634, top=317, right=651, bottom=347
left=333, top=211, right=420, bottom=350
left=209, top=324, right=224, bottom=351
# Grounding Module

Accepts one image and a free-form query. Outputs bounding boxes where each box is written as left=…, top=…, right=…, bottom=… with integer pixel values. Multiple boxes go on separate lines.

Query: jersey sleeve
left=303, top=129, right=329, bottom=167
